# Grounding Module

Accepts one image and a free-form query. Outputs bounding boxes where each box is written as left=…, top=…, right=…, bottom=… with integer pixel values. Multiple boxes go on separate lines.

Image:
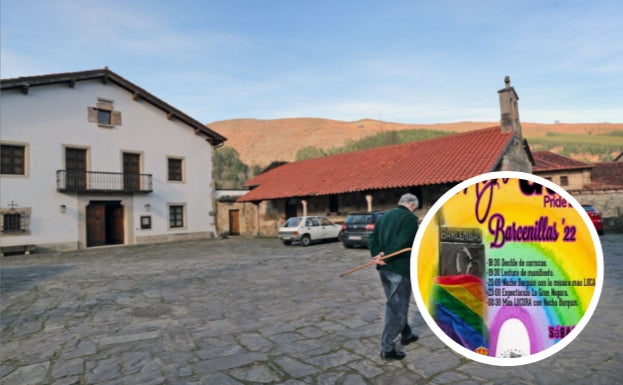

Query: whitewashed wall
left=0, top=79, right=217, bottom=250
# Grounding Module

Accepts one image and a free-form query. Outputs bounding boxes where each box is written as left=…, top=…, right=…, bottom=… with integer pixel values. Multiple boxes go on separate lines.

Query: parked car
left=340, top=211, right=385, bottom=248
left=582, top=205, right=604, bottom=235
left=278, top=216, right=341, bottom=246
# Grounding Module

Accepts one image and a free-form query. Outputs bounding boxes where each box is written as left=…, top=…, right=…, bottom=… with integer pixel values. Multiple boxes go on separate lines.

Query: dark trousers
left=379, top=269, right=413, bottom=352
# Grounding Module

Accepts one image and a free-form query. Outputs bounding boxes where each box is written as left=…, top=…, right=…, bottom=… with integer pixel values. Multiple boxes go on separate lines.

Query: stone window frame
left=167, top=157, right=185, bottom=183
left=1, top=142, right=29, bottom=177
left=87, top=98, right=122, bottom=128
left=0, top=207, right=32, bottom=236
left=168, top=204, right=186, bottom=229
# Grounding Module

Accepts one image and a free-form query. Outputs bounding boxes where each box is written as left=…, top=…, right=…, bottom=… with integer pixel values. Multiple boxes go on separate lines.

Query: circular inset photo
left=410, top=171, right=603, bottom=366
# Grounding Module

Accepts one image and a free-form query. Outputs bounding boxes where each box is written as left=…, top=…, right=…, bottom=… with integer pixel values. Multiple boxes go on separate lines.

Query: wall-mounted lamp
left=60, top=204, right=67, bottom=213
left=144, top=203, right=151, bottom=212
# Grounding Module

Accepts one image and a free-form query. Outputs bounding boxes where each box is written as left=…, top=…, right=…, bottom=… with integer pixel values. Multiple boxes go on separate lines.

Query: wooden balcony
left=56, top=170, right=153, bottom=194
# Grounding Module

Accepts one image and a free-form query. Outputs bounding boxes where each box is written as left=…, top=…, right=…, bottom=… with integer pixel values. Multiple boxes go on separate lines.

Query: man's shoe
left=380, top=349, right=406, bottom=361
left=401, top=335, right=419, bottom=346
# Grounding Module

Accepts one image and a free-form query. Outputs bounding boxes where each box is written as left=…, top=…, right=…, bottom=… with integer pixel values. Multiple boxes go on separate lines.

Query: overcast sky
left=2, top=0, right=622, bottom=124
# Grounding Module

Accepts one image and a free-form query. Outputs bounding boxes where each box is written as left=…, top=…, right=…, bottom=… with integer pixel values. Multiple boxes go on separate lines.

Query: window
left=3, top=214, right=21, bottom=232
left=560, top=176, right=569, bottom=186
left=168, top=158, right=183, bottom=181
left=169, top=205, right=184, bottom=228
left=306, top=218, right=319, bottom=227
left=0, top=207, right=31, bottom=234
left=98, top=109, right=112, bottom=125
left=87, top=98, right=122, bottom=127
left=1, top=144, right=25, bottom=175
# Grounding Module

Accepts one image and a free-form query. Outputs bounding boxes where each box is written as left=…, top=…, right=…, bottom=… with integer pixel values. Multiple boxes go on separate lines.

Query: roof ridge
left=1, top=68, right=110, bottom=83
left=241, top=126, right=518, bottom=200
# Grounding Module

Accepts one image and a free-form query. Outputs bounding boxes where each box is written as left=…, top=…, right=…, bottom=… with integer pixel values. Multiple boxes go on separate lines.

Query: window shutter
left=111, top=111, right=122, bottom=126
left=87, top=107, right=97, bottom=123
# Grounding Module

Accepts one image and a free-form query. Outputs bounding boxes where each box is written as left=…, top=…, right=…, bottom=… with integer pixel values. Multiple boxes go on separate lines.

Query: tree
left=214, top=146, right=250, bottom=189
left=296, top=146, right=326, bottom=161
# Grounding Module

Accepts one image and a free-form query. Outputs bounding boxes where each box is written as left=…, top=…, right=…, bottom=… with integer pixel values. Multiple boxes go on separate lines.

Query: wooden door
left=229, top=209, right=240, bottom=235
left=87, top=202, right=124, bottom=247
left=123, top=153, right=140, bottom=191
left=66, top=148, right=86, bottom=191
left=86, top=204, right=106, bottom=247
left=107, top=204, right=124, bottom=244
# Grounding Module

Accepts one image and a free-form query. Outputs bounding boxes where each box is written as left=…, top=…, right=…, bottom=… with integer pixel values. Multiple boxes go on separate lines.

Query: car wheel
left=282, top=240, right=292, bottom=246
left=342, top=242, right=353, bottom=248
left=300, top=235, right=311, bottom=247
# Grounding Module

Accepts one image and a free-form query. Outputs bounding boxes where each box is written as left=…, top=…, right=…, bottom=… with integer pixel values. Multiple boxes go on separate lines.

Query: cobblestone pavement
left=1, top=234, right=621, bottom=385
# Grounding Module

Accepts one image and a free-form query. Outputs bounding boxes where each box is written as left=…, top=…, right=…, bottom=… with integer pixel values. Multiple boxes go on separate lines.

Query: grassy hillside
left=529, top=132, right=623, bottom=161
left=209, top=118, right=623, bottom=168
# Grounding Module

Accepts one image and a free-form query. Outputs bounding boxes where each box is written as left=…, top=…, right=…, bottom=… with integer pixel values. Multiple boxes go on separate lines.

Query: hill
left=207, top=118, right=623, bottom=168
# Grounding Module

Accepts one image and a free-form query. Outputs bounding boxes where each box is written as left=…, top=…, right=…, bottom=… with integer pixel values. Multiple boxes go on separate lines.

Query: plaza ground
left=1, top=235, right=622, bottom=384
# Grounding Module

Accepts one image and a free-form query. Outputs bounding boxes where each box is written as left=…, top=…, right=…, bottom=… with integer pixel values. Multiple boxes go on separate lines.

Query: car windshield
left=284, top=217, right=302, bottom=227
left=346, top=214, right=373, bottom=224
left=582, top=205, right=596, bottom=212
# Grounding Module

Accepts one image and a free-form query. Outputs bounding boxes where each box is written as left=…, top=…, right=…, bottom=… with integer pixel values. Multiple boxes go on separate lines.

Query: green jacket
left=368, top=205, right=419, bottom=277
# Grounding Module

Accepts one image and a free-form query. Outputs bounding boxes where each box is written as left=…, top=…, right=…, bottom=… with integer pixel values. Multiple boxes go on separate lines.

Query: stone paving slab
left=1, top=235, right=622, bottom=384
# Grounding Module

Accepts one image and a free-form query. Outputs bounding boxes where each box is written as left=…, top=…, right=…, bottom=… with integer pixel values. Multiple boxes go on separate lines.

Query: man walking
left=368, top=193, right=420, bottom=360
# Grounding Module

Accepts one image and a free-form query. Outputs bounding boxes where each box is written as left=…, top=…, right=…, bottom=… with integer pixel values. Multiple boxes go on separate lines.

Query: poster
left=411, top=171, right=603, bottom=366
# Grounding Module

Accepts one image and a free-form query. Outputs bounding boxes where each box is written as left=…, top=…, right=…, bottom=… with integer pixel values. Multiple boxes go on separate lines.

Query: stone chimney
left=498, top=76, right=522, bottom=137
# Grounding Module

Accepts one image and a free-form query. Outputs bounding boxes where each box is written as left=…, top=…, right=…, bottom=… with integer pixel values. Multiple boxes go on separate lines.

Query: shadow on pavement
left=0, top=265, right=74, bottom=295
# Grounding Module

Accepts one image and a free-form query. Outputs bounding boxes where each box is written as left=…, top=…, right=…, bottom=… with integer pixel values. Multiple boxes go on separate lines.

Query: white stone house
left=0, top=68, right=226, bottom=253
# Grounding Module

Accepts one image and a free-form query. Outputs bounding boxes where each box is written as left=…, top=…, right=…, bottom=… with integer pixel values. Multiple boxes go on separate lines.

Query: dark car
left=582, top=205, right=604, bottom=235
left=340, top=211, right=384, bottom=248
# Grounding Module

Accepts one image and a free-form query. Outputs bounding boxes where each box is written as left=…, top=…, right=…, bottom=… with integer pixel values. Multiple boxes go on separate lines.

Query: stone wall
left=497, top=137, right=533, bottom=173
left=216, top=200, right=259, bottom=237
left=535, top=170, right=589, bottom=191
left=570, top=189, right=623, bottom=233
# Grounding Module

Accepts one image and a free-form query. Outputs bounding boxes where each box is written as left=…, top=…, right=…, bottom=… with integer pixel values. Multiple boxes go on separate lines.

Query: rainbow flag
left=433, top=274, right=488, bottom=352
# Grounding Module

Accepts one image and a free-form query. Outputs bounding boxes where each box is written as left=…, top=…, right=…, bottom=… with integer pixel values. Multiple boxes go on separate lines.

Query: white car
left=278, top=216, right=341, bottom=246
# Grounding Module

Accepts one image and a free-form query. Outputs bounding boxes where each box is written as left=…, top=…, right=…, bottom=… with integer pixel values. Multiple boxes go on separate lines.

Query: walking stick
left=339, top=247, right=412, bottom=277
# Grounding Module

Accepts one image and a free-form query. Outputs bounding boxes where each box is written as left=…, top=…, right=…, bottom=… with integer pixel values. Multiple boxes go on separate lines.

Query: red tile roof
left=586, top=162, right=623, bottom=189
left=532, top=151, right=593, bottom=172
left=238, top=126, right=514, bottom=202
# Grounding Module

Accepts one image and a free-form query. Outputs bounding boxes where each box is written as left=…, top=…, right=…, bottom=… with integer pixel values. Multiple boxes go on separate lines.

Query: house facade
left=235, top=77, right=533, bottom=236
left=0, top=68, right=226, bottom=253
left=532, top=151, right=623, bottom=232
left=573, top=161, right=623, bottom=232
left=532, top=150, right=593, bottom=190
left=215, top=189, right=258, bottom=237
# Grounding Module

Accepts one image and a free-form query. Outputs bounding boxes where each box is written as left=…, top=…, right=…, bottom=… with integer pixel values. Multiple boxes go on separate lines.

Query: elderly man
left=368, top=193, right=420, bottom=360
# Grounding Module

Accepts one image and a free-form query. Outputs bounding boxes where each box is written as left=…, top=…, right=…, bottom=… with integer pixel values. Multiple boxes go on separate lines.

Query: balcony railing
left=56, top=170, right=153, bottom=193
